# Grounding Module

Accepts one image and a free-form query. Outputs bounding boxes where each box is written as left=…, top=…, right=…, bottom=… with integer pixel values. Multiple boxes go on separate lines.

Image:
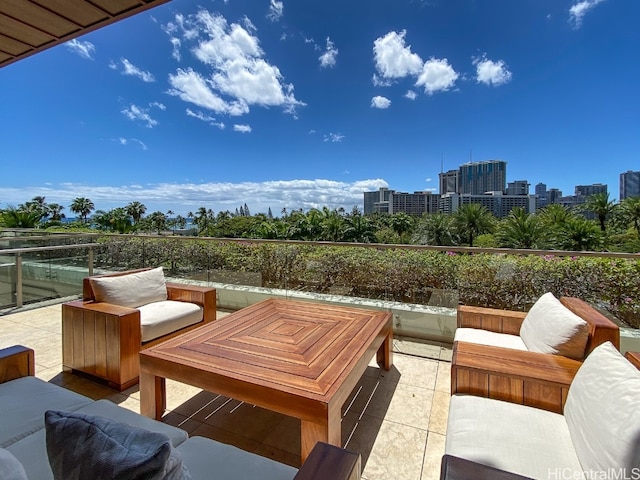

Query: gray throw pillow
left=45, top=410, right=190, bottom=480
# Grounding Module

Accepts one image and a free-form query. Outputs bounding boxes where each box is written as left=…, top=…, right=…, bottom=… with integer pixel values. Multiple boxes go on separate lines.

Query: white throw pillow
left=89, top=267, right=167, bottom=308
left=519, top=292, right=589, bottom=359
left=564, top=342, right=640, bottom=473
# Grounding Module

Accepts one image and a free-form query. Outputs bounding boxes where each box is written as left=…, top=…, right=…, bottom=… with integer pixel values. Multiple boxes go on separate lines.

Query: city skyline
left=1, top=0, right=638, bottom=216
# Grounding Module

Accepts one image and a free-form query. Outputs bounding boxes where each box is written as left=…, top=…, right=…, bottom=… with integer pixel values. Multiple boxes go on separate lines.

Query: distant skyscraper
left=363, top=187, right=392, bottom=214
left=547, top=188, right=562, bottom=204
left=620, top=171, right=640, bottom=200
left=506, top=180, right=530, bottom=196
left=439, top=169, right=459, bottom=194
left=575, top=184, right=607, bottom=197
left=459, top=160, right=507, bottom=195
left=535, top=183, right=548, bottom=208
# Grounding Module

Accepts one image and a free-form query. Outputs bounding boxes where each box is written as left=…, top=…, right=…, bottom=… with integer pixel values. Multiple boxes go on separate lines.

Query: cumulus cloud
left=324, top=132, right=345, bottom=142
left=404, top=90, right=417, bottom=100
left=472, top=55, right=512, bottom=86
left=150, top=102, right=166, bottom=110
left=319, top=37, right=338, bottom=68
left=233, top=124, right=252, bottom=133
left=267, top=0, right=284, bottom=22
left=186, top=108, right=225, bottom=129
left=415, top=58, right=458, bottom=95
left=373, top=30, right=423, bottom=80
left=371, top=96, right=391, bottom=109
left=65, top=39, right=95, bottom=60
left=121, top=104, right=158, bottom=128
left=0, top=179, right=390, bottom=215
left=115, top=58, right=156, bottom=82
left=164, top=9, right=304, bottom=117
left=569, top=0, right=606, bottom=28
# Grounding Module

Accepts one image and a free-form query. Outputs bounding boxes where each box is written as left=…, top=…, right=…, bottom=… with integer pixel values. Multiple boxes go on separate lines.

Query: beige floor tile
left=394, top=337, right=443, bottom=360
left=385, top=354, right=439, bottom=390
left=435, top=361, right=451, bottom=393
left=422, top=432, right=446, bottom=480
left=428, top=390, right=449, bottom=436
left=361, top=420, right=427, bottom=480
left=164, top=379, right=205, bottom=410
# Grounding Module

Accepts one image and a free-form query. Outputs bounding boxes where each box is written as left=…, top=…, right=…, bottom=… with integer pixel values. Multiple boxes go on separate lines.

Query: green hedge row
left=96, top=237, right=640, bottom=328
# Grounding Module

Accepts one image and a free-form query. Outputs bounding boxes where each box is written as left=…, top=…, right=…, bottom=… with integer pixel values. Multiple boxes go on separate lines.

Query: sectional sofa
left=0, top=345, right=361, bottom=480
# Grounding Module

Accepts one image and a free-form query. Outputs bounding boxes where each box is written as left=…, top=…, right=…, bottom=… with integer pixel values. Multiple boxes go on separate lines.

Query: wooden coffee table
left=139, top=298, right=393, bottom=463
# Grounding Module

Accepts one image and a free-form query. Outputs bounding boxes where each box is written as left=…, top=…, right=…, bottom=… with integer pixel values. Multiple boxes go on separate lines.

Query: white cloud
left=234, top=124, right=252, bottom=133
left=371, top=96, right=391, bottom=109
left=319, top=37, right=338, bottom=68
left=65, top=39, right=95, bottom=60
left=473, top=55, right=512, bottom=86
left=404, top=90, right=417, bottom=100
left=569, top=0, right=606, bottom=28
left=121, top=104, right=158, bottom=128
left=373, top=30, right=423, bottom=80
left=170, top=37, right=181, bottom=61
left=115, top=137, right=148, bottom=150
left=372, top=74, right=393, bottom=87
left=150, top=102, right=166, bottom=110
left=267, top=0, right=284, bottom=22
left=415, top=58, right=459, bottom=95
left=324, top=132, right=345, bottom=142
left=186, top=108, right=225, bottom=129
left=164, top=10, right=304, bottom=117
left=118, top=58, right=155, bottom=82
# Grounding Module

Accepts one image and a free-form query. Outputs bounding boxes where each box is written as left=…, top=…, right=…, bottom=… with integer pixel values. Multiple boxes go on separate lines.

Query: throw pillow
left=519, top=292, right=589, bottom=359
left=0, top=448, right=28, bottom=480
left=45, top=410, right=190, bottom=480
left=89, top=267, right=167, bottom=308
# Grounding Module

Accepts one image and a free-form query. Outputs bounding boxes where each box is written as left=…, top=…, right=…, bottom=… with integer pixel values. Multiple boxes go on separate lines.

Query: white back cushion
left=564, top=342, right=640, bottom=472
left=89, top=267, right=167, bottom=308
left=519, top=292, right=589, bottom=359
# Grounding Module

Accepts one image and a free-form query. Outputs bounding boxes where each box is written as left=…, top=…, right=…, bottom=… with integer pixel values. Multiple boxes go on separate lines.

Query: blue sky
left=1, top=0, right=638, bottom=216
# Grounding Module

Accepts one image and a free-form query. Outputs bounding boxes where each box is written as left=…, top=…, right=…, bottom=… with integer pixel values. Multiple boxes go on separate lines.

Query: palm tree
left=47, top=203, right=65, bottom=222
left=583, top=192, right=616, bottom=232
left=561, top=217, right=603, bottom=251
left=413, top=213, right=456, bottom=246
left=390, top=212, right=414, bottom=237
left=147, top=211, right=167, bottom=234
left=620, top=196, right=640, bottom=236
left=126, top=201, right=146, bottom=224
left=454, top=203, right=495, bottom=247
left=0, top=205, right=43, bottom=228
left=344, top=214, right=376, bottom=243
left=496, top=207, right=547, bottom=249
left=70, top=197, right=94, bottom=223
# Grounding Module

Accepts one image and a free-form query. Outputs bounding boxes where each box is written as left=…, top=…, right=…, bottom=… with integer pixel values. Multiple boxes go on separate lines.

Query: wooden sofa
left=456, top=296, right=620, bottom=357
left=62, top=268, right=216, bottom=391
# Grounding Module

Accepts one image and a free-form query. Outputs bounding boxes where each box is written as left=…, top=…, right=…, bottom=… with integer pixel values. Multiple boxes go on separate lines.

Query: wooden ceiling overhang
left=0, top=0, right=171, bottom=69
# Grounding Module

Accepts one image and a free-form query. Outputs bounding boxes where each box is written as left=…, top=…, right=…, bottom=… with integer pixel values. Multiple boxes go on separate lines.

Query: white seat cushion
left=564, top=342, right=640, bottom=473
left=445, top=395, right=584, bottom=479
left=454, top=328, right=528, bottom=351
left=519, top=292, right=589, bottom=360
left=89, top=267, right=168, bottom=308
left=138, top=300, right=203, bottom=342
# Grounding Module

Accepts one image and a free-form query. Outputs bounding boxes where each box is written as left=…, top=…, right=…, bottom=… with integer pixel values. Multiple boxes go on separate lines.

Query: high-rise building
left=389, top=191, right=439, bottom=215
left=620, top=171, right=640, bottom=200
left=363, top=187, right=392, bottom=214
left=575, top=184, right=607, bottom=197
left=439, top=192, right=536, bottom=218
left=459, top=160, right=507, bottom=195
left=535, top=183, right=548, bottom=208
left=547, top=188, right=562, bottom=205
left=439, top=169, right=459, bottom=194
left=506, top=180, right=530, bottom=196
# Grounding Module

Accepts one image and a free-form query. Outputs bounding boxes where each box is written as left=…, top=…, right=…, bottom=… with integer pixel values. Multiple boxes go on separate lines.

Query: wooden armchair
left=62, top=268, right=216, bottom=391
left=457, top=296, right=620, bottom=357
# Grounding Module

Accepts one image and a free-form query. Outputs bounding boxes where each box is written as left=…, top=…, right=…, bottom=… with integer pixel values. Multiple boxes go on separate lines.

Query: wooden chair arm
left=294, top=442, right=361, bottom=480
left=457, top=305, right=526, bottom=335
left=166, top=283, right=216, bottom=323
left=0, top=345, right=35, bottom=383
left=65, top=300, right=139, bottom=317
left=560, top=297, right=620, bottom=354
left=625, top=352, right=640, bottom=370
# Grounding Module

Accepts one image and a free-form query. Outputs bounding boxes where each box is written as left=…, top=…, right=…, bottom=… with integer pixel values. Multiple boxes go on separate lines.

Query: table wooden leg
left=300, top=407, right=341, bottom=464
left=140, top=368, right=166, bottom=420
left=377, top=327, right=393, bottom=370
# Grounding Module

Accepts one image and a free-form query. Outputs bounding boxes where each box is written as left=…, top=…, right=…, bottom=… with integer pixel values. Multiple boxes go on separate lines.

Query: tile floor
left=0, top=302, right=452, bottom=480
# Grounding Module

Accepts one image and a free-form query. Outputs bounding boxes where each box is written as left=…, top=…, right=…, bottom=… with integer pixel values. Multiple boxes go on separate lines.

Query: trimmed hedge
left=95, top=237, right=640, bottom=328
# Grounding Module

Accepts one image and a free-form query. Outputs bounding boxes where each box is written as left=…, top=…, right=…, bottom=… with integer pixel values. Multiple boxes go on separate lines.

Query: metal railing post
left=16, top=253, right=23, bottom=308
left=88, top=247, right=94, bottom=277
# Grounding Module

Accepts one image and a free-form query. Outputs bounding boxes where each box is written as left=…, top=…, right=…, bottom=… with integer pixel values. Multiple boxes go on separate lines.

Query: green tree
left=496, top=207, right=547, bottom=249
left=0, top=205, right=43, bottom=228
left=413, top=213, right=456, bottom=246
left=70, top=197, right=94, bottom=223
left=454, top=204, right=495, bottom=247
left=147, top=211, right=167, bottom=234
left=619, top=196, right=640, bottom=237
left=344, top=213, right=376, bottom=243
left=583, top=192, right=616, bottom=232
left=47, top=203, right=65, bottom=222
left=126, top=201, right=147, bottom=224
left=561, top=217, right=603, bottom=251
